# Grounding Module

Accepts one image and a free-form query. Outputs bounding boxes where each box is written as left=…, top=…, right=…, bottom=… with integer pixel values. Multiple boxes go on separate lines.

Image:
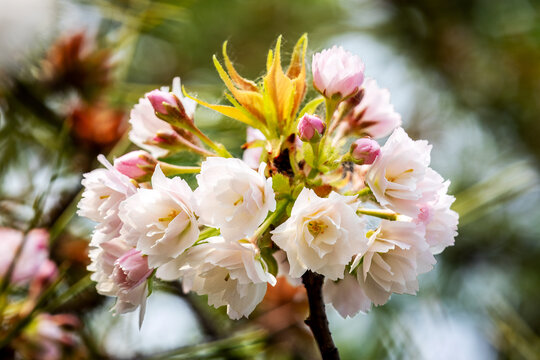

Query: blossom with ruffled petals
left=323, top=273, right=371, bottom=318
left=78, top=155, right=137, bottom=246
left=365, top=127, right=442, bottom=216
left=88, top=237, right=150, bottom=323
left=416, top=182, right=459, bottom=254
left=271, top=188, right=367, bottom=280
left=194, top=157, right=276, bottom=240
left=344, top=78, right=401, bottom=139
left=350, top=220, right=435, bottom=308
left=119, top=165, right=199, bottom=269
left=178, top=236, right=276, bottom=319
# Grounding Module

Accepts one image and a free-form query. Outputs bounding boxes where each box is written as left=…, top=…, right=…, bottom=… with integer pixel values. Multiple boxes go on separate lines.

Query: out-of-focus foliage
left=0, top=0, right=539, bottom=358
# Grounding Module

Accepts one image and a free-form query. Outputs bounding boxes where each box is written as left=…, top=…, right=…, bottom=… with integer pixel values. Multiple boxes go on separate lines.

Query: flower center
left=308, top=220, right=327, bottom=237
left=387, top=168, right=413, bottom=182
left=233, top=197, right=244, bottom=206
left=158, top=209, right=180, bottom=222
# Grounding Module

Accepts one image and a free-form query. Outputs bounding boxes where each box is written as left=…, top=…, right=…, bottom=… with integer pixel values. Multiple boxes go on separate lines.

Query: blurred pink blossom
left=0, top=228, right=50, bottom=286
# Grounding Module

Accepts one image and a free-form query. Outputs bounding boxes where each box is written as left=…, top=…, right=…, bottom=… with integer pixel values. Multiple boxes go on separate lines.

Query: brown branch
left=302, top=271, right=340, bottom=360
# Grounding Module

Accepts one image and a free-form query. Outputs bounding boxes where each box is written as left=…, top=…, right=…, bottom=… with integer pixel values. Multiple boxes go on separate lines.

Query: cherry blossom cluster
left=78, top=35, right=458, bottom=323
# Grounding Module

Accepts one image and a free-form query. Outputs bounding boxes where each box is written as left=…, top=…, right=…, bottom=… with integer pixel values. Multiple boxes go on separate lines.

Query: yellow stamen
left=308, top=220, right=327, bottom=237
left=158, top=209, right=180, bottom=222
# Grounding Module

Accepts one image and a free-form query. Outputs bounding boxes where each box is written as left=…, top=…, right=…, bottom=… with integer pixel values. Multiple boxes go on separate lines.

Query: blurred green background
left=1, top=0, right=540, bottom=359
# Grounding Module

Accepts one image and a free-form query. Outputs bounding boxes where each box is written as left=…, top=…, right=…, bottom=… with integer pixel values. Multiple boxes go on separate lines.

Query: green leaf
left=272, top=173, right=291, bottom=194
left=297, top=97, right=324, bottom=119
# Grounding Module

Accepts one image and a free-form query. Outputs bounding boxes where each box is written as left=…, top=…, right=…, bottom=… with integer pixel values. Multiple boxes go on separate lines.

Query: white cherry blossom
left=119, top=165, right=199, bottom=268
left=78, top=155, right=137, bottom=245
left=194, top=157, right=276, bottom=240
left=178, top=236, right=276, bottom=319
left=271, top=188, right=368, bottom=281
left=416, top=182, right=459, bottom=254
left=87, top=237, right=151, bottom=325
left=365, top=127, right=439, bottom=216
left=78, top=155, right=136, bottom=224
left=350, top=220, right=435, bottom=307
left=323, top=273, right=372, bottom=318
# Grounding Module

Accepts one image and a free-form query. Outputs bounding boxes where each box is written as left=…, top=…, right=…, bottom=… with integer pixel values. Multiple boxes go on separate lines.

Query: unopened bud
left=298, top=114, right=325, bottom=142
left=147, top=90, right=178, bottom=115
left=312, top=46, right=364, bottom=100
left=114, top=150, right=157, bottom=180
left=351, top=138, right=380, bottom=165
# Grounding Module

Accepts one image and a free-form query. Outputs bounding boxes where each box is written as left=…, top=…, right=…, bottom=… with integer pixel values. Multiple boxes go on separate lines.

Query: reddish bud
left=114, top=150, right=157, bottom=180
left=147, top=90, right=178, bottom=115
left=351, top=138, right=380, bottom=165
left=298, top=114, right=325, bottom=142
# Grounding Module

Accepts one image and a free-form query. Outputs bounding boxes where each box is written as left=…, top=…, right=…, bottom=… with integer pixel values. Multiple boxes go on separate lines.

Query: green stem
left=44, top=274, right=93, bottom=312
left=357, top=208, right=398, bottom=221
left=356, top=187, right=372, bottom=197
left=191, top=127, right=232, bottom=158
left=312, top=98, right=339, bottom=175
left=159, top=162, right=201, bottom=176
left=324, top=98, right=339, bottom=125
left=311, top=141, right=321, bottom=170
left=288, top=143, right=301, bottom=177
left=196, top=227, right=221, bottom=243
left=252, top=200, right=289, bottom=241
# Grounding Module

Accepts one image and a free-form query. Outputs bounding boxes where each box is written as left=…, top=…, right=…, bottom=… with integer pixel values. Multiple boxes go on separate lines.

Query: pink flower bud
left=114, top=150, right=157, bottom=180
left=351, top=138, right=380, bottom=165
left=147, top=90, right=178, bottom=115
left=298, top=114, right=325, bottom=142
left=112, top=249, right=152, bottom=291
left=312, top=46, right=365, bottom=99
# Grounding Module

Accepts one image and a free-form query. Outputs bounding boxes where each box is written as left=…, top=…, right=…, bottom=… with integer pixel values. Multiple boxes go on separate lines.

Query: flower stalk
left=159, top=162, right=201, bottom=176
left=357, top=208, right=398, bottom=220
